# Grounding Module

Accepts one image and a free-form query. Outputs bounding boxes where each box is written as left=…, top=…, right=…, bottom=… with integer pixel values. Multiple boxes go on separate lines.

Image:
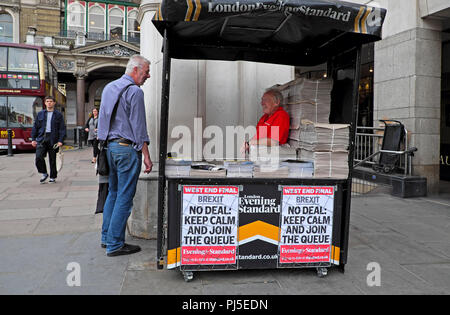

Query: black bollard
left=78, top=127, right=83, bottom=149
left=7, top=129, right=13, bottom=156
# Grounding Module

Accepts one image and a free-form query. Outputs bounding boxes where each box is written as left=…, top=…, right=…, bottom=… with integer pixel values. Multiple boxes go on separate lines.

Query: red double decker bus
left=0, top=43, right=66, bottom=151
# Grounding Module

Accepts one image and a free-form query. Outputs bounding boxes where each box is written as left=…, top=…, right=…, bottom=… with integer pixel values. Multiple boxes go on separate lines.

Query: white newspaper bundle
left=286, top=78, right=333, bottom=105
left=165, top=159, right=192, bottom=177
left=274, top=78, right=333, bottom=149
left=224, top=160, right=254, bottom=178
left=280, top=160, right=314, bottom=178
left=299, top=120, right=350, bottom=152
left=286, top=100, right=331, bottom=125
left=313, top=151, right=349, bottom=179
left=253, top=165, right=290, bottom=178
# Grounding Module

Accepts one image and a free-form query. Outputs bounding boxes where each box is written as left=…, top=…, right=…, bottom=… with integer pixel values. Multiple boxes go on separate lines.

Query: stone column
left=74, top=59, right=87, bottom=126
left=139, top=0, right=163, bottom=163
left=75, top=73, right=87, bottom=127
left=373, top=0, right=443, bottom=194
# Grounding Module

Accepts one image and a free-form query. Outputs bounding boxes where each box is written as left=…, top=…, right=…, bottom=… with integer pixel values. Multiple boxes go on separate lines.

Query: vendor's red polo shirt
left=256, top=107, right=290, bottom=144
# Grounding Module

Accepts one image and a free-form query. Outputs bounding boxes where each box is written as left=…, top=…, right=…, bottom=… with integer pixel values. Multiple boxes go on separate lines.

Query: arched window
left=68, top=2, right=85, bottom=36
left=109, top=7, right=123, bottom=40
left=89, top=6, right=105, bottom=40
left=127, top=10, right=140, bottom=43
left=0, top=12, right=13, bottom=43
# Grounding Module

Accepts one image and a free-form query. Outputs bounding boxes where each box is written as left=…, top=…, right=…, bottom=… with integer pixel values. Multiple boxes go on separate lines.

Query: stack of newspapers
left=224, top=160, right=254, bottom=178
left=269, top=78, right=350, bottom=179
left=299, top=121, right=350, bottom=152
left=274, top=78, right=333, bottom=149
left=165, top=159, right=192, bottom=177
left=297, top=121, right=350, bottom=178
left=313, top=151, right=349, bottom=179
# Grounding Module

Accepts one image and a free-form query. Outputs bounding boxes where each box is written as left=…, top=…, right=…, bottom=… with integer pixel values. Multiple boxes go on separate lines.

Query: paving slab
left=57, top=206, right=97, bottom=217
left=6, top=192, right=68, bottom=201
left=0, top=208, right=59, bottom=221
left=0, top=199, right=54, bottom=209
left=51, top=197, right=97, bottom=208
left=0, top=149, right=449, bottom=295
left=32, top=215, right=101, bottom=235
left=0, top=219, right=40, bottom=236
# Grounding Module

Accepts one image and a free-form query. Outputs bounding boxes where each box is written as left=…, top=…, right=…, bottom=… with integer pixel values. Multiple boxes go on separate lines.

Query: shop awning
left=152, top=0, right=386, bottom=66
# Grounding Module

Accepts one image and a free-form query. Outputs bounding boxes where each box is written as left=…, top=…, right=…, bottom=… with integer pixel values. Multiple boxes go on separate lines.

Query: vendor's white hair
left=265, top=88, right=283, bottom=105
left=125, top=55, right=151, bottom=74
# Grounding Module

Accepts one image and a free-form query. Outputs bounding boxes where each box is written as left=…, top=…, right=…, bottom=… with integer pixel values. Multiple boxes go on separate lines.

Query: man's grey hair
left=125, top=55, right=151, bottom=74
left=265, top=88, right=283, bottom=106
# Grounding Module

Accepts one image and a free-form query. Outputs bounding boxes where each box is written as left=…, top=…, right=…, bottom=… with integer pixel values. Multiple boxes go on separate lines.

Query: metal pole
left=341, top=46, right=362, bottom=270
left=7, top=129, right=13, bottom=157
left=157, top=29, right=172, bottom=270
left=74, top=128, right=78, bottom=145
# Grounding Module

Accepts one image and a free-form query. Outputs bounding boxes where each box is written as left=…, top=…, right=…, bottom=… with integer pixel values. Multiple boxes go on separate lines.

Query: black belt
left=108, top=138, right=133, bottom=145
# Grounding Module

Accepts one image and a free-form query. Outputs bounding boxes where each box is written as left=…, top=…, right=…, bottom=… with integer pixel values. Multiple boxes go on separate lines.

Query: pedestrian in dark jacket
left=31, top=96, right=66, bottom=183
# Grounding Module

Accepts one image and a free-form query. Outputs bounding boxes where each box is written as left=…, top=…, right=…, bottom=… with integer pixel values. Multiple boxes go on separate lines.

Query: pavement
left=0, top=146, right=449, bottom=295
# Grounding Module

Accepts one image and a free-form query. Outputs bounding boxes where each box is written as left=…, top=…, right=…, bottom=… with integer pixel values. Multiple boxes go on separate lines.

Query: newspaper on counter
left=280, top=160, right=314, bottom=178
left=165, top=159, right=192, bottom=177
left=189, top=163, right=227, bottom=177
left=253, top=165, right=290, bottom=178
left=224, top=160, right=254, bottom=178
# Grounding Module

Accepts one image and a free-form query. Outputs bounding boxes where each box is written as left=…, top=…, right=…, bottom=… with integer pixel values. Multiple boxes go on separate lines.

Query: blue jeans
left=101, top=142, right=142, bottom=253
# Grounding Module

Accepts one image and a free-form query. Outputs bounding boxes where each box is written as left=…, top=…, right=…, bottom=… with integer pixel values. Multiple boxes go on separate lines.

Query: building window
left=0, top=12, right=13, bottom=43
left=109, top=7, right=123, bottom=40
left=68, top=2, right=85, bottom=36
left=8, top=47, right=39, bottom=73
left=89, top=6, right=105, bottom=40
left=127, top=10, right=140, bottom=43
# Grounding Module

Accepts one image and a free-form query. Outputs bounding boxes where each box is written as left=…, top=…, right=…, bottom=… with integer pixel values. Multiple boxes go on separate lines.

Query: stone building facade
left=138, top=0, right=450, bottom=194
left=0, top=0, right=141, bottom=133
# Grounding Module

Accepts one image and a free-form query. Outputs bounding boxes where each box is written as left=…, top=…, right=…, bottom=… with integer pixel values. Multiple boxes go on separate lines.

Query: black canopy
left=152, top=0, right=386, bottom=66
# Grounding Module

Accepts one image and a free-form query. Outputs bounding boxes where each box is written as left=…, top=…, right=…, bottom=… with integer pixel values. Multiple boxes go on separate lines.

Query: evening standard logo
left=239, top=195, right=280, bottom=213
left=208, top=1, right=352, bottom=22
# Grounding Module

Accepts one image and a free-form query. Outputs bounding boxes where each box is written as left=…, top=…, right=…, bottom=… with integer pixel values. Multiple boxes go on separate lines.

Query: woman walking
left=85, top=108, right=99, bottom=163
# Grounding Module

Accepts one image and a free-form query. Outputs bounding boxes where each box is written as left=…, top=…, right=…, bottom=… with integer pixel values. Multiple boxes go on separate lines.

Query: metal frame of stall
left=153, top=1, right=385, bottom=281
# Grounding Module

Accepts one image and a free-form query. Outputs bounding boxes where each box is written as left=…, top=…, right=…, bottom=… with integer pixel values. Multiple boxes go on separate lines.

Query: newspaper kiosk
left=152, top=0, right=386, bottom=281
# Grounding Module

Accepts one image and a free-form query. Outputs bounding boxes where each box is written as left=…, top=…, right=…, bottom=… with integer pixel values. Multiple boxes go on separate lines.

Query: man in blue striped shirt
left=97, top=55, right=153, bottom=257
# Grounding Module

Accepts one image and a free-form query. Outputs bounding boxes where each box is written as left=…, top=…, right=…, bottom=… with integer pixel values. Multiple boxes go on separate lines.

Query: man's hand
left=57, top=142, right=63, bottom=147
left=32, top=141, right=37, bottom=148
left=85, top=128, right=89, bottom=132
left=142, top=142, right=152, bottom=174
left=144, top=157, right=153, bottom=174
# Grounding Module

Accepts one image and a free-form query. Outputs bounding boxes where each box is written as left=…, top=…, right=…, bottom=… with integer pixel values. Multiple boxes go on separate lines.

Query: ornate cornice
left=138, top=0, right=161, bottom=24
left=82, top=44, right=137, bottom=57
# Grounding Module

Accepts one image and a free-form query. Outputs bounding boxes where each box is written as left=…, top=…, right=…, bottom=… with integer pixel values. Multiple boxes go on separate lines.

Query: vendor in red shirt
left=242, top=89, right=290, bottom=153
